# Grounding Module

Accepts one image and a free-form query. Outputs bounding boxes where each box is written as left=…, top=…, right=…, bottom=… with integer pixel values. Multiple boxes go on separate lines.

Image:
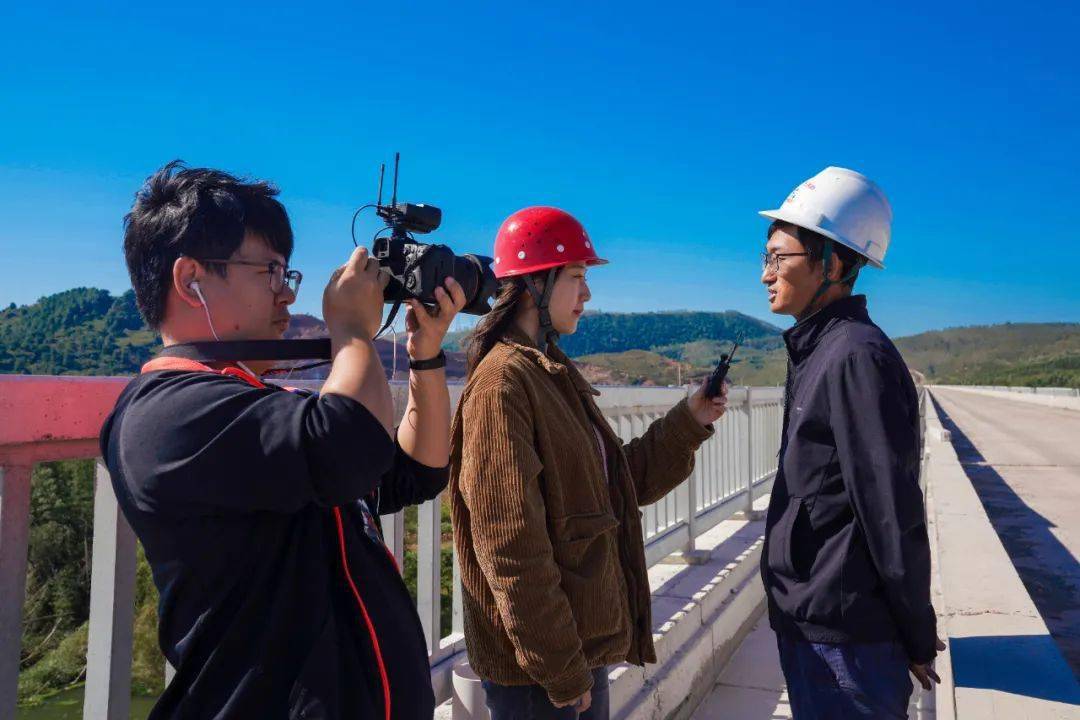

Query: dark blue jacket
left=100, top=363, right=444, bottom=719
left=761, top=295, right=937, bottom=664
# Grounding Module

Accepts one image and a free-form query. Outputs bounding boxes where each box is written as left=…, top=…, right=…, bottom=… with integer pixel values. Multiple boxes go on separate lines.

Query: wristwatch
left=409, top=350, right=447, bottom=371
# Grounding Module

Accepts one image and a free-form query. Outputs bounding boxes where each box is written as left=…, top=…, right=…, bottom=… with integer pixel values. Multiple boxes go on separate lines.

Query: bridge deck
left=932, top=388, right=1080, bottom=676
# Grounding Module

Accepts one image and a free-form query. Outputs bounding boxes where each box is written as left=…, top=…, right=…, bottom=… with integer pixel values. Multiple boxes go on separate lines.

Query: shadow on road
left=951, top=635, right=1080, bottom=705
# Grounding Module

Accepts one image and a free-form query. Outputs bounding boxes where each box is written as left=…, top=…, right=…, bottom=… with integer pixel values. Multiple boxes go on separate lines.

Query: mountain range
left=2, top=288, right=1077, bottom=388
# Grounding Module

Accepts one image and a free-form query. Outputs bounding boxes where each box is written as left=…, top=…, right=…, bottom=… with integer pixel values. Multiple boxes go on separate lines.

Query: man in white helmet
left=758, top=168, right=943, bottom=719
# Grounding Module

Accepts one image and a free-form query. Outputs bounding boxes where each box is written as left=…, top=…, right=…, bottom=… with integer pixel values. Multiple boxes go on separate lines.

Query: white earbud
left=186, top=279, right=258, bottom=378
left=188, top=280, right=221, bottom=342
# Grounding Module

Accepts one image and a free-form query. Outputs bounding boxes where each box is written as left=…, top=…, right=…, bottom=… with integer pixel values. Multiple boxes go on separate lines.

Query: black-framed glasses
left=197, top=258, right=302, bottom=295
left=761, top=251, right=810, bottom=273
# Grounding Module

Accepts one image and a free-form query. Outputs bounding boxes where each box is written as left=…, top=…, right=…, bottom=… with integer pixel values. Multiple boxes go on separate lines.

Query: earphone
left=188, top=279, right=258, bottom=378
left=189, top=280, right=220, bottom=341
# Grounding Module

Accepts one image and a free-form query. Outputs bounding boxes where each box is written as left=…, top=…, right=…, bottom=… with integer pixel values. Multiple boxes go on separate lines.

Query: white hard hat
left=759, top=167, right=892, bottom=269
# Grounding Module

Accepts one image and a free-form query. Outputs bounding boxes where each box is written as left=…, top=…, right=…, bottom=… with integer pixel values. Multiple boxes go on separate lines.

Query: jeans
left=482, top=667, right=610, bottom=720
left=776, top=633, right=914, bottom=719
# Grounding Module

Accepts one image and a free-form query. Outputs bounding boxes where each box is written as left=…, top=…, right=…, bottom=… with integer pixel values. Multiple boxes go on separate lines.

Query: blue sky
left=1, top=1, right=1077, bottom=338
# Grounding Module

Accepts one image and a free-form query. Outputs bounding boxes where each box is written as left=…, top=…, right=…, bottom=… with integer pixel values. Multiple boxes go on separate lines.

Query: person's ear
left=828, top=253, right=844, bottom=283
left=173, top=256, right=204, bottom=308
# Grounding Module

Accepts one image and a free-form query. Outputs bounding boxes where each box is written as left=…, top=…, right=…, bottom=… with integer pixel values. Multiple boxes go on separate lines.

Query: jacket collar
left=500, top=327, right=600, bottom=396
left=783, top=294, right=870, bottom=365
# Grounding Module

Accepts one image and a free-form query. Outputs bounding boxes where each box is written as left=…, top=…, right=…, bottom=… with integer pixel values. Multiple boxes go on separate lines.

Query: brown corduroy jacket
left=449, top=330, right=713, bottom=704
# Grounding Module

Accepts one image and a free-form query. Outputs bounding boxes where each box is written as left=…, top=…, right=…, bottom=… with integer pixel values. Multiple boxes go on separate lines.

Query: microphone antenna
left=377, top=163, right=385, bottom=207
left=391, top=152, right=400, bottom=209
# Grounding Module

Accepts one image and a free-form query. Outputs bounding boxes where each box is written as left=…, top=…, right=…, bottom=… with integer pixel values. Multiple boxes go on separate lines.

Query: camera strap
left=374, top=254, right=423, bottom=340
left=158, top=339, right=333, bottom=362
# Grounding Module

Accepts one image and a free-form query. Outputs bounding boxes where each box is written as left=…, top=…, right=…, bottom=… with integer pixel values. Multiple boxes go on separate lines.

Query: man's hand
left=404, top=277, right=467, bottom=361
left=323, top=247, right=388, bottom=342
left=687, top=379, right=729, bottom=426
left=320, top=248, right=394, bottom=433
left=553, top=689, right=591, bottom=714
left=910, top=637, right=947, bottom=691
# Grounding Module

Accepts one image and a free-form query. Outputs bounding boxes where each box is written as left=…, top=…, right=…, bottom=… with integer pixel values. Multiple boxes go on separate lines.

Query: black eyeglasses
left=761, top=251, right=810, bottom=273
left=196, top=258, right=302, bottom=295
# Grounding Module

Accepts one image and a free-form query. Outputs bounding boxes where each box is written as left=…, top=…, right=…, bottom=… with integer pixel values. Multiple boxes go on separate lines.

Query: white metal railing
left=0, top=377, right=783, bottom=718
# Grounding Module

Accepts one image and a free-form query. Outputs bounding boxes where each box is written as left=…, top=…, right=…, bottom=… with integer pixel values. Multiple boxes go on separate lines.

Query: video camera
left=367, top=154, right=497, bottom=318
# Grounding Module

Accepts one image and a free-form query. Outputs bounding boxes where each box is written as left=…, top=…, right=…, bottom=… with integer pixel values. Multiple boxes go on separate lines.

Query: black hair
left=122, top=160, right=294, bottom=328
left=768, top=220, right=862, bottom=288
left=465, top=278, right=529, bottom=377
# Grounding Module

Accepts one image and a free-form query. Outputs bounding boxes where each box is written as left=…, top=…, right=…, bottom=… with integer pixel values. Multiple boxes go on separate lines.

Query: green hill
left=894, top=322, right=1080, bottom=387
left=444, top=310, right=787, bottom=386
left=558, top=310, right=783, bottom=356
left=578, top=342, right=787, bottom=387
left=0, top=288, right=158, bottom=375
left=577, top=321, right=1080, bottom=388
left=0, top=289, right=467, bottom=379
left=560, top=310, right=786, bottom=386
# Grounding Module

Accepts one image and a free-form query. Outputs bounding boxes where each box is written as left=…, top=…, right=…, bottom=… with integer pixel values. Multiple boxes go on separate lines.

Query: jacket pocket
left=767, top=496, right=811, bottom=580
left=551, top=512, right=620, bottom=566
left=550, top=512, right=624, bottom=642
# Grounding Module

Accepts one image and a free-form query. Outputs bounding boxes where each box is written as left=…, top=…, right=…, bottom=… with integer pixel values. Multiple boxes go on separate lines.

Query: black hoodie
left=100, top=360, right=444, bottom=719
left=761, top=295, right=937, bottom=664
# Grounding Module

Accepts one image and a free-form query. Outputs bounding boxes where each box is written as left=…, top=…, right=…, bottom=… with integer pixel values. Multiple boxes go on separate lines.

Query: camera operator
left=100, top=161, right=465, bottom=719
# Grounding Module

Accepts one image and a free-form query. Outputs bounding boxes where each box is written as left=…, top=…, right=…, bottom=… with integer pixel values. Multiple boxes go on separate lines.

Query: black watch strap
left=409, top=350, right=447, bottom=371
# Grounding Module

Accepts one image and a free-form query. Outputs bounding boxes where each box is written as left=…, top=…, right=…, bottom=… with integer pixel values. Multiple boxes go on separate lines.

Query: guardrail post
left=0, top=464, right=32, bottom=719
left=84, top=459, right=137, bottom=720
left=744, top=387, right=755, bottom=514
left=681, top=458, right=698, bottom=554
left=680, top=387, right=697, bottom=555
left=417, top=495, right=443, bottom=653
left=452, top=542, right=464, bottom=636
left=381, top=509, right=406, bottom=571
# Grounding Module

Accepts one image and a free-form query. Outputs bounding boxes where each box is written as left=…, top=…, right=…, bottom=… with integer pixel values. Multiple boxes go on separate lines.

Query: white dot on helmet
left=518, top=251, right=526, bottom=259
left=556, top=244, right=565, bottom=253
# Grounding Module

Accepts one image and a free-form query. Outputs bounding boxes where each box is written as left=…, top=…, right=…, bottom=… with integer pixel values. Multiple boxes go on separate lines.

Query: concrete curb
left=613, top=541, right=765, bottom=720
left=923, top=408, right=957, bottom=720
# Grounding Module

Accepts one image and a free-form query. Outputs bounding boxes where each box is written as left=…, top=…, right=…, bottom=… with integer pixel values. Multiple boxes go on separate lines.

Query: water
left=16, top=687, right=157, bottom=720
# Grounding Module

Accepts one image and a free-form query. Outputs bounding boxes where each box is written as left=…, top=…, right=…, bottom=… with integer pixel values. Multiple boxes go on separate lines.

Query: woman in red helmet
left=449, top=207, right=729, bottom=719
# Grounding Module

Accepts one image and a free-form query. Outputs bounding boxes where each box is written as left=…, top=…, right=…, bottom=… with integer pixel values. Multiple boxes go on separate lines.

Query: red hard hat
left=493, top=206, right=608, bottom=279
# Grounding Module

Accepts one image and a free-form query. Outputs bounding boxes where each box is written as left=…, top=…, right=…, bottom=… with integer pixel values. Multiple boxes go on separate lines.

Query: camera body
left=369, top=159, right=497, bottom=316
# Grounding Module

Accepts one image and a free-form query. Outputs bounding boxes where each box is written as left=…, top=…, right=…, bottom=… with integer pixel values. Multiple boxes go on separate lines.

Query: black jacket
left=100, top=362, right=444, bottom=719
left=761, top=295, right=937, bottom=664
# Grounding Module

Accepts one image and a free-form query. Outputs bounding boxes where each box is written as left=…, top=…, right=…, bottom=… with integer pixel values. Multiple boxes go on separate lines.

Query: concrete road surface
left=931, top=388, right=1080, bottom=679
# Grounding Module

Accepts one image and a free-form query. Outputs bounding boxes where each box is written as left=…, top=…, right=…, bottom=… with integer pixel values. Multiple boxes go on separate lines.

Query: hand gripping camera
left=366, top=154, right=498, bottom=325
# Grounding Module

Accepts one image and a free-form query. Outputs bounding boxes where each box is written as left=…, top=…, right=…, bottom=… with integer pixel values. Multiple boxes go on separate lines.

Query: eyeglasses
left=196, top=258, right=302, bottom=295
left=761, top=251, right=810, bottom=273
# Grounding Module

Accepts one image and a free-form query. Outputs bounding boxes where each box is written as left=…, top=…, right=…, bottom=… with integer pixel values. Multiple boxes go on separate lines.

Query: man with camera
left=100, top=161, right=465, bottom=719
left=758, top=167, right=943, bottom=718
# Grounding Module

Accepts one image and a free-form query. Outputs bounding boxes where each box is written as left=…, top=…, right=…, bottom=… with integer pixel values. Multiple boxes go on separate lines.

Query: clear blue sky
left=1, top=1, right=1077, bottom=338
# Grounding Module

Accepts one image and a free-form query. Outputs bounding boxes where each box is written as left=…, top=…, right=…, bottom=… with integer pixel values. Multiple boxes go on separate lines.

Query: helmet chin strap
left=802, top=240, right=864, bottom=318
left=523, top=267, right=560, bottom=352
